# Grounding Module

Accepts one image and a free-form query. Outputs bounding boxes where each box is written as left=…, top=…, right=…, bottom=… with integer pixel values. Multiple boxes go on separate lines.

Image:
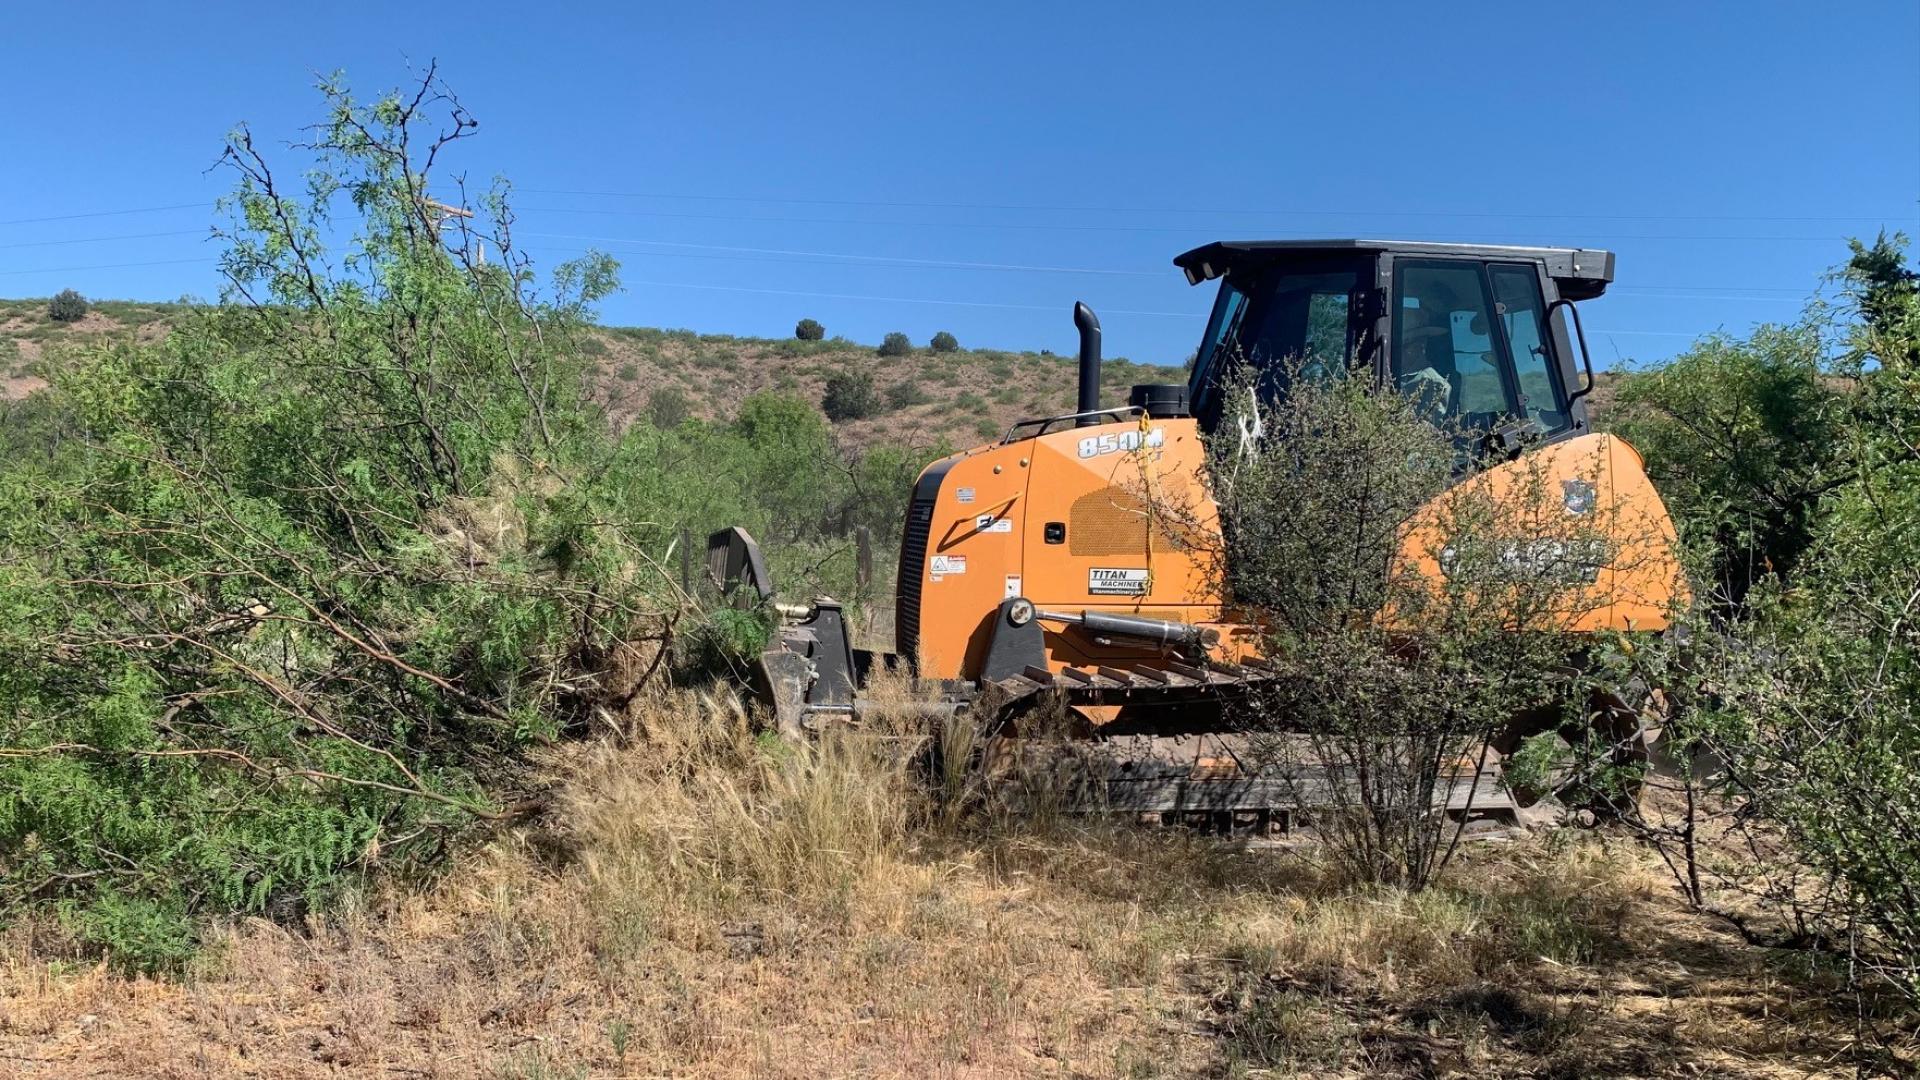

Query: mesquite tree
left=0, top=68, right=669, bottom=968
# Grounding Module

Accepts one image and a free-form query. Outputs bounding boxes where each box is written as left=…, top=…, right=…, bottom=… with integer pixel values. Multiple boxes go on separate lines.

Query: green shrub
left=822, top=370, right=879, bottom=422
left=929, top=331, right=959, bottom=353
left=885, top=381, right=929, bottom=409
left=795, top=318, right=825, bottom=341
left=0, top=72, right=658, bottom=969
left=877, top=332, right=912, bottom=358
left=47, top=289, right=88, bottom=323
left=646, top=385, right=692, bottom=427
left=1607, top=324, right=1841, bottom=605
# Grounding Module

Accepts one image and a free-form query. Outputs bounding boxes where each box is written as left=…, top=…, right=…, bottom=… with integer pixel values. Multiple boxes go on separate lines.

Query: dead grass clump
left=559, top=689, right=921, bottom=945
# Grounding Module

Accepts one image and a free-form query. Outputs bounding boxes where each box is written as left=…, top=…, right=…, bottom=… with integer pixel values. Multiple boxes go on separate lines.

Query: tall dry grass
left=0, top=688, right=1879, bottom=1078
left=561, top=689, right=923, bottom=938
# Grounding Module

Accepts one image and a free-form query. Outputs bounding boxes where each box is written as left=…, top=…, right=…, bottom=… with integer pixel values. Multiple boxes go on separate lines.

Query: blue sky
left=2, top=2, right=1916, bottom=366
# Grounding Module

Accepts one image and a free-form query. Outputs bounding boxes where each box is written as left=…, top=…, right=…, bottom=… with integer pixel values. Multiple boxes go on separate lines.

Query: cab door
left=1388, top=257, right=1574, bottom=443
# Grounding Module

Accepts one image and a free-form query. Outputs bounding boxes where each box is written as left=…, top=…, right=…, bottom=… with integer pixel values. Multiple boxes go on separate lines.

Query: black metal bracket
left=980, top=597, right=1047, bottom=681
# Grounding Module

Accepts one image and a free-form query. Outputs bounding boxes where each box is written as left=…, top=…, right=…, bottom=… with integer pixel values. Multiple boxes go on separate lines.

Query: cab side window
left=1489, top=266, right=1567, bottom=432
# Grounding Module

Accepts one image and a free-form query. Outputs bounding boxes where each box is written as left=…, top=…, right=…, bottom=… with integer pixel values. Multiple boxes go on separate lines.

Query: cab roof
left=1173, top=239, right=1615, bottom=300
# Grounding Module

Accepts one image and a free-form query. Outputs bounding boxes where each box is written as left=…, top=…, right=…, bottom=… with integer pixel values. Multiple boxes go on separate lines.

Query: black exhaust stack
left=1073, top=301, right=1102, bottom=427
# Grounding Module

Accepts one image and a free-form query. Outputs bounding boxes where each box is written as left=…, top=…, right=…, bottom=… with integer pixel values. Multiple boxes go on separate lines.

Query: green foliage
left=877, top=332, right=912, bottom=358
left=885, top=381, right=929, bottom=409
left=1210, top=361, right=1613, bottom=889
left=46, top=289, right=88, bottom=323
left=821, top=369, right=879, bottom=422
left=1598, top=235, right=1920, bottom=1011
left=795, top=318, right=825, bottom=341
left=674, top=607, right=774, bottom=682
left=929, top=330, right=959, bottom=353
left=1713, top=236, right=1920, bottom=1002
left=645, top=385, right=692, bottom=427
left=1606, top=324, right=1842, bottom=603
left=0, top=72, right=658, bottom=967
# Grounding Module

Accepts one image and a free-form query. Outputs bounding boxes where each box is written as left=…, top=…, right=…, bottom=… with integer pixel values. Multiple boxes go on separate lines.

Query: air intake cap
left=1127, top=383, right=1190, bottom=419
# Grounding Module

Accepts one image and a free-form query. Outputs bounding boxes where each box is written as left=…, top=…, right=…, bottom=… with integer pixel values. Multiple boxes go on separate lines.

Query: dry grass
left=0, top=691, right=1889, bottom=1078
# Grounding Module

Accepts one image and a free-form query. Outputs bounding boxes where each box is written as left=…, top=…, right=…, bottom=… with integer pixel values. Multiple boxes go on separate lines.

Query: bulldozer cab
left=1175, top=240, right=1613, bottom=449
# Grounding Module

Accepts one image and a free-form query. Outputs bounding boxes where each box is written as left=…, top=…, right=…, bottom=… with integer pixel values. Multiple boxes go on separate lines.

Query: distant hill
left=0, top=298, right=1630, bottom=450
left=0, top=298, right=1187, bottom=453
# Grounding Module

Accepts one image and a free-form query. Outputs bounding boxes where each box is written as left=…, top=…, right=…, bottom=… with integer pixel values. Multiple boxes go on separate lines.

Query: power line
left=524, top=240, right=1812, bottom=302
left=523, top=187, right=1908, bottom=226
left=521, top=231, right=1157, bottom=276
left=0, top=203, right=208, bottom=228
left=516, top=204, right=1871, bottom=244
left=0, top=253, right=217, bottom=274
left=616, top=278, right=1206, bottom=318
left=0, top=230, right=206, bottom=252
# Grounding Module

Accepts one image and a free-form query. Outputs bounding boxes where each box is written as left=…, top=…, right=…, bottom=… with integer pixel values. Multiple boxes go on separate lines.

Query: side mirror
left=1547, top=297, right=1596, bottom=414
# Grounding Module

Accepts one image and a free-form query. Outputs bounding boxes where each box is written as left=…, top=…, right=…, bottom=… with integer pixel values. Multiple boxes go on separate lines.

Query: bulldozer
left=709, top=239, right=1684, bottom=829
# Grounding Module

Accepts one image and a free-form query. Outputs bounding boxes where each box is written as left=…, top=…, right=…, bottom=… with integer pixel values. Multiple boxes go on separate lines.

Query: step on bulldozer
left=709, top=239, right=1684, bottom=830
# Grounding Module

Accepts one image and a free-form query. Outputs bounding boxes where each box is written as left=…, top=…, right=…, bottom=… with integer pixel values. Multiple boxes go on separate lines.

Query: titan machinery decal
left=1077, top=427, right=1164, bottom=459
left=1088, top=567, right=1151, bottom=596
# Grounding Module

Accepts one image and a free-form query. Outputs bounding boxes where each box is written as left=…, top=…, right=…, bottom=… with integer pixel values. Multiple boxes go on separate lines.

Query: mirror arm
left=1549, top=297, right=1597, bottom=413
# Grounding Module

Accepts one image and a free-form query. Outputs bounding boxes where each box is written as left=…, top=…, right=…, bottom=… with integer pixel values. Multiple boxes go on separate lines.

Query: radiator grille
left=1068, top=487, right=1193, bottom=558
left=895, top=498, right=934, bottom=660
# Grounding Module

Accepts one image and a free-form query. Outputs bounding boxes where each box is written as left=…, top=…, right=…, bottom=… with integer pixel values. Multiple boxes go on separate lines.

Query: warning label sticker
left=1088, top=567, right=1151, bottom=596
left=929, top=555, right=967, bottom=578
left=955, top=487, right=975, bottom=504
left=976, top=514, right=1013, bottom=534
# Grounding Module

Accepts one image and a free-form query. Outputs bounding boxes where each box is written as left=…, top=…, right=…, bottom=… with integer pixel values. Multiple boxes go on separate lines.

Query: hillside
left=0, top=298, right=1188, bottom=453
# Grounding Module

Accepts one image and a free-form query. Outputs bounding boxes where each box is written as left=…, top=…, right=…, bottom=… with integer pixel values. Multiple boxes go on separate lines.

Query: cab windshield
left=1188, top=261, right=1365, bottom=433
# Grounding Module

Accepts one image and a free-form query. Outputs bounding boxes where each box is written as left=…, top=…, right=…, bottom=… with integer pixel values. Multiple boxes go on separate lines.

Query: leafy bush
left=1703, top=235, right=1920, bottom=1005
left=929, top=331, right=959, bottom=353
left=46, top=289, right=88, bottom=323
left=1204, top=361, right=1631, bottom=890
left=1584, top=235, right=1920, bottom=1018
left=0, top=73, right=663, bottom=970
left=822, top=370, right=879, bottom=422
left=795, top=318, right=825, bottom=342
left=645, top=385, right=692, bottom=427
left=877, top=332, right=912, bottom=358
left=1606, top=325, right=1842, bottom=605
left=885, top=381, right=930, bottom=409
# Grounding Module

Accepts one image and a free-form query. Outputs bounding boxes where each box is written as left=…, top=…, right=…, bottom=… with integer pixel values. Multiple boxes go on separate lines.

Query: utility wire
left=524, top=239, right=1811, bottom=300
left=0, top=257, right=217, bottom=277
left=0, top=203, right=208, bottom=228
left=614, top=278, right=1205, bottom=318
left=523, top=187, right=1907, bottom=226
left=0, top=230, right=206, bottom=252
left=516, top=204, right=1870, bottom=244
left=522, top=231, right=1157, bottom=275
